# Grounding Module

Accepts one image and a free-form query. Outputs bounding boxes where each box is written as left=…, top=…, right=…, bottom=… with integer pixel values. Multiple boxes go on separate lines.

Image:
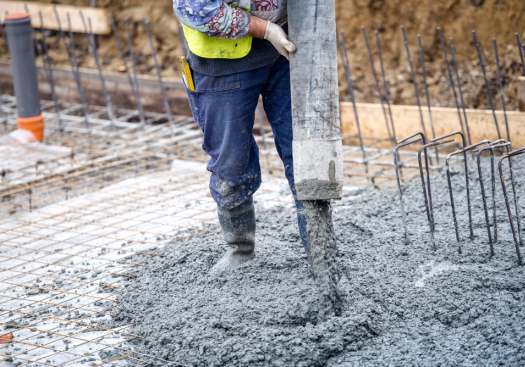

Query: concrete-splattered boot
left=210, top=198, right=256, bottom=274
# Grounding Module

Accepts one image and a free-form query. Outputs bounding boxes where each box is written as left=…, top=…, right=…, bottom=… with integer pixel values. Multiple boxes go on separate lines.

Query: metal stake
left=143, top=18, right=175, bottom=134
left=445, top=140, right=490, bottom=250
left=53, top=6, right=92, bottom=150
left=437, top=28, right=467, bottom=143
left=449, top=41, right=472, bottom=145
left=79, top=11, right=116, bottom=125
left=1, top=19, right=9, bottom=130
left=492, top=39, right=511, bottom=142
left=416, top=35, right=439, bottom=161
left=476, top=140, right=511, bottom=255
left=418, top=132, right=466, bottom=248
left=124, top=18, right=146, bottom=126
left=37, top=10, right=63, bottom=135
left=337, top=32, right=369, bottom=180
left=362, top=28, right=395, bottom=146
left=375, top=30, right=397, bottom=144
left=472, top=31, right=502, bottom=140
left=394, top=132, right=427, bottom=244
left=401, top=27, right=427, bottom=139
left=110, top=16, right=144, bottom=123
left=515, top=33, right=525, bottom=76
left=498, top=147, right=525, bottom=265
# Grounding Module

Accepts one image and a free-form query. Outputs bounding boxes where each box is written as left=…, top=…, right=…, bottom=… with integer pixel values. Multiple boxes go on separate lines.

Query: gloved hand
left=264, top=21, right=297, bottom=59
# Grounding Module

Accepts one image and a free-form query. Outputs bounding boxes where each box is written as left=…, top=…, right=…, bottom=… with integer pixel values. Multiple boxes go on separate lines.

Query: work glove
left=264, top=22, right=297, bottom=59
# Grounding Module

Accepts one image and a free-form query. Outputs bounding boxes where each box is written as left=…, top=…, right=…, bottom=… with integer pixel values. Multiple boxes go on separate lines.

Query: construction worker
left=173, top=0, right=305, bottom=272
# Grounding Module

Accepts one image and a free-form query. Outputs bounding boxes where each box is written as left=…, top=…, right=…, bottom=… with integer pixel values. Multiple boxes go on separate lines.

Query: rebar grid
left=1, top=92, right=421, bottom=218
left=0, top=94, right=209, bottom=216
left=0, top=162, right=300, bottom=366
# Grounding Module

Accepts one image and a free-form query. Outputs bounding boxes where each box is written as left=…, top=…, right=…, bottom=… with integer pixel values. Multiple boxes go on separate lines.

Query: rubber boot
left=210, top=198, right=256, bottom=274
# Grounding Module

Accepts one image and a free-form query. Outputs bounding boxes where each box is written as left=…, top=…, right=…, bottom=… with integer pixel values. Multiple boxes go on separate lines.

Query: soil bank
left=2, top=1, right=525, bottom=109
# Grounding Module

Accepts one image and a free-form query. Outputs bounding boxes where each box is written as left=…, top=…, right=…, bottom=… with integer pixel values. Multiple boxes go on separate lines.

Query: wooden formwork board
left=0, top=1, right=110, bottom=34
left=341, top=102, right=525, bottom=148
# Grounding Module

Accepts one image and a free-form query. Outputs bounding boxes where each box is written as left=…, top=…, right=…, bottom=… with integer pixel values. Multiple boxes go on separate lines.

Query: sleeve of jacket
left=173, top=0, right=251, bottom=39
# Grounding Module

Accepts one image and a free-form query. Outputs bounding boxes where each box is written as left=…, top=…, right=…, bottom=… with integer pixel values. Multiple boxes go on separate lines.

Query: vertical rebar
left=472, top=31, right=502, bottom=140
left=124, top=18, right=146, bottom=126
left=143, top=18, right=174, bottom=134
left=394, top=133, right=426, bottom=244
left=79, top=11, right=116, bottom=125
left=375, top=30, right=397, bottom=144
left=1, top=17, right=8, bottom=130
left=65, top=12, right=92, bottom=141
left=445, top=141, right=489, bottom=249
left=110, top=16, right=144, bottom=122
left=419, top=132, right=466, bottom=247
left=53, top=6, right=92, bottom=149
left=361, top=28, right=395, bottom=146
left=449, top=41, right=472, bottom=145
left=418, top=142, right=438, bottom=248
left=37, top=10, right=63, bottom=135
left=337, top=32, right=369, bottom=179
left=437, top=28, right=467, bottom=142
left=476, top=141, right=510, bottom=255
left=416, top=34, right=439, bottom=161
left=498, top=149, right=524, bottom=265
left=515, top=33, right=525, bottom=76
left=401, top=27, right=427, bottom=139
left=492, top=39, right=511, bottom=142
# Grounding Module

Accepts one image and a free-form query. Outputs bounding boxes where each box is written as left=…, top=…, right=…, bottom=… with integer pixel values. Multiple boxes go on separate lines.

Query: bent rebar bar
left=445, top=140, right=491, bottom=251
left=394, top=132, right=427, bottom=244
left=476, top=140, right=512, bottom=255
left=418, top=131, right=466, bottom=248
left=498, top=147, right=525, bottom=265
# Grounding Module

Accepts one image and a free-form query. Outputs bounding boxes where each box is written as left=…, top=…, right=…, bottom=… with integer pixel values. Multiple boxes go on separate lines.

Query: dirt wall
left=1, top=0, right=524, bottom=108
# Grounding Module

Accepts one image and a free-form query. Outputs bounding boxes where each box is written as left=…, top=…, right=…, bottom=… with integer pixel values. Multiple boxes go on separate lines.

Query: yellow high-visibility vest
left=180, top=0, right=252, bottom=59
left=182, top=24, right=252, bottom=59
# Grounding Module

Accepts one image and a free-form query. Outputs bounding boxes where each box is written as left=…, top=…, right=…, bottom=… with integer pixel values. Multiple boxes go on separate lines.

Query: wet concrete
left=302, top=200, right=343, bottom=319
left=112, top=158, right=525, bottom=366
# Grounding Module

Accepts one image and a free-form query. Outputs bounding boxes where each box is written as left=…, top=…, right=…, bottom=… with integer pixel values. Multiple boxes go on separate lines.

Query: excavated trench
left=112, top=158, right=525, bottom=366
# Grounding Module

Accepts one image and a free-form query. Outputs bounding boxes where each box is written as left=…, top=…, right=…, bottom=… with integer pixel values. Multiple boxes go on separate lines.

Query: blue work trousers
left=186, top=56, right=307, bottom=247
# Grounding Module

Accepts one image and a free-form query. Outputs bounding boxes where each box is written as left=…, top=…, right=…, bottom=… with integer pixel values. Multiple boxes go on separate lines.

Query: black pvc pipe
left=5, top=13, right=41, bottom=119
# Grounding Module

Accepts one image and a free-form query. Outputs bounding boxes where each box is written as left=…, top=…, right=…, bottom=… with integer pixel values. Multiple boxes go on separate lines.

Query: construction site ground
left=1, top=1, right=525, bottom=365
left=0, top=95, right=524, bottom=367
left=112, top=159, right=525, bottom=367
left=1, top=153, right=524, bottom=366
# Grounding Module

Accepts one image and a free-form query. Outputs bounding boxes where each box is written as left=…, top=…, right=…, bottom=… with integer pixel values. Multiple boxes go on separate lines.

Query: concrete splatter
left=302, top=200, right=343, bottom=319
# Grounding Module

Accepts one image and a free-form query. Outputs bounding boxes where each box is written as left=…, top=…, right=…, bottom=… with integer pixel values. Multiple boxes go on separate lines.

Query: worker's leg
left=187, top=71, right=263, bottom=209
left=261, top=56, right=309, bottom=250
left=186, top=68, right=268, bottom=272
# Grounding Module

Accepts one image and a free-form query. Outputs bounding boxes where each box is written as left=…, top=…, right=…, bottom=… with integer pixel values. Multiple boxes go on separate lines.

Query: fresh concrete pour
left=112, top=158, right=525, bottom=366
